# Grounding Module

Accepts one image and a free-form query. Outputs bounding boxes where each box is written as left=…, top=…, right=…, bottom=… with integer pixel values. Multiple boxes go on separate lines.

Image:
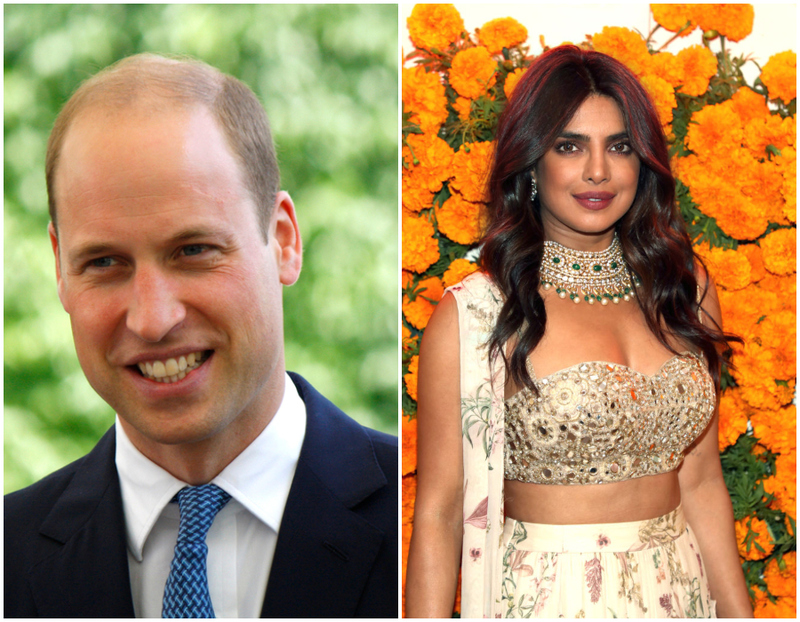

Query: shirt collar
left=116, top=372, right=306, bottom=561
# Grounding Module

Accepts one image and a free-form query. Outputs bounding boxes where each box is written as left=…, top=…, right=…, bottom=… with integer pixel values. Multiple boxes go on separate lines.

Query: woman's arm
left=678, top=272, right=753, bottom=617
left=405, top=293, right=465, bottom=617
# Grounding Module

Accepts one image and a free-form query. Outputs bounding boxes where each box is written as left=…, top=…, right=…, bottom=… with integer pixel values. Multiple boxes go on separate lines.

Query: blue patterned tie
left=162, top=484, right=231, bottom=618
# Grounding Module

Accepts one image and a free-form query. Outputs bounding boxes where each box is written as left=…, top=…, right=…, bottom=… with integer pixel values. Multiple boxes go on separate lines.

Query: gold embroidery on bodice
left=504, top=352, right=715, bottom=485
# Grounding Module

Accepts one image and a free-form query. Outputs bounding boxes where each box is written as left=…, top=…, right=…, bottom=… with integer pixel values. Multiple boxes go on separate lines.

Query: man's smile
left=134, top=350, right=212, bottom=383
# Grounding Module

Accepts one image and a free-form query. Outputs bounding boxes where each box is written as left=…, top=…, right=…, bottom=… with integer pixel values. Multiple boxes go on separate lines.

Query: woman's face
left=533, top=95, right=640, bottom=250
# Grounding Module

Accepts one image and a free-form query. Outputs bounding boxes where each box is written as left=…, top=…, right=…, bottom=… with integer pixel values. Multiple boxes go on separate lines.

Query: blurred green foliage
left=4, top=4, right=399, bottom=493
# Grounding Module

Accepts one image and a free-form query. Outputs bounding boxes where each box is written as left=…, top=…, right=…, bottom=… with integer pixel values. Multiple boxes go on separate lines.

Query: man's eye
left=182, top=244, right=208, bottom=257
left=89, top=257, right=117, bottom=268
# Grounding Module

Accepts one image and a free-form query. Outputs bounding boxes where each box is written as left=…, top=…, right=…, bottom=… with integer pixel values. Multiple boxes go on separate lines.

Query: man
left=5, top=54, right=397, bottom=618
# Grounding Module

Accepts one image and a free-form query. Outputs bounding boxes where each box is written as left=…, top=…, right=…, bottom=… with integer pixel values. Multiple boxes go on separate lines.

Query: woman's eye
left=555, top=142, right=578, bottom=153
left=611, top=142, right=632, bottom=153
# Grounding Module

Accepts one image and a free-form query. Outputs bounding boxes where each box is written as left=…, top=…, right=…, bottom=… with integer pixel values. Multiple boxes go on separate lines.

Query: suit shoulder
left=5, top=454, right=85, bottom=525
left=362, top=427, right=397, bottom=475
left=6, top=427, right=116, bottom=546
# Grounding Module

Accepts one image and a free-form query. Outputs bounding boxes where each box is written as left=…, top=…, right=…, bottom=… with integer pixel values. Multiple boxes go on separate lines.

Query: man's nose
left=125, top=266, right=186, bottom=342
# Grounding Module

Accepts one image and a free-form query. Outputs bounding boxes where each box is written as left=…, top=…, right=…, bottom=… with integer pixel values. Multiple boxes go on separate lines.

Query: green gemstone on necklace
left=552, top=257, right=561, bottom=264
left=593, top=264, right=602, bottom=272
left=610, top=261, right=618, bottom=269
left=572, top=263, right=580, bottom=270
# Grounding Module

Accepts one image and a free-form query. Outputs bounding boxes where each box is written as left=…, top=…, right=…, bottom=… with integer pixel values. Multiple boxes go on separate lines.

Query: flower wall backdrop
left=402, top=4, right=795, bottom=616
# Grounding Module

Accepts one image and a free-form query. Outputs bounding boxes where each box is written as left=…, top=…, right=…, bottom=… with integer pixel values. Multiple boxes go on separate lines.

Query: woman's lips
left=573, top=192, right=615, bottom=210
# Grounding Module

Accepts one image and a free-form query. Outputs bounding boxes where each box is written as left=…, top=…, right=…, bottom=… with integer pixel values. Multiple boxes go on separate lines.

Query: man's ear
left=48, top=222, right=70, bottom=313
left=269, top=191, right=302, bottom=286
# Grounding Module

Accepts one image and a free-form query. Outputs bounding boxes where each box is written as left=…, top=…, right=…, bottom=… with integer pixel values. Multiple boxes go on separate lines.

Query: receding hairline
left=46, top=53, right=280, bottom=237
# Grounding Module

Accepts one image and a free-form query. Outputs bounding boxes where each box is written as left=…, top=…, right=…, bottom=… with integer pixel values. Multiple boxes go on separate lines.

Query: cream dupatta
left=446, top=272, right=506, bottom=618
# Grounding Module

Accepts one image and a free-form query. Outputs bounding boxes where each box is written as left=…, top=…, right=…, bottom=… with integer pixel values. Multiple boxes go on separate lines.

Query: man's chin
left=117, top=411, right=227, bottom=450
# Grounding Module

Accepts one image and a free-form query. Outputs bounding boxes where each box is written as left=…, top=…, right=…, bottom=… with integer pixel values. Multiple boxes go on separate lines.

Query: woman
left=405, top=46, right=753, bottom=618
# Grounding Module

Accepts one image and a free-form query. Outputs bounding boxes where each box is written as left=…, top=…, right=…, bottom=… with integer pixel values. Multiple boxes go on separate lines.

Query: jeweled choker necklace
left=539, top=234, right=639, bottom=305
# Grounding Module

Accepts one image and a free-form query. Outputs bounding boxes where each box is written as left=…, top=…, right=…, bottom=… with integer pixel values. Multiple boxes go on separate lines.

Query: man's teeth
left=137, top=352, right=204, bottom=383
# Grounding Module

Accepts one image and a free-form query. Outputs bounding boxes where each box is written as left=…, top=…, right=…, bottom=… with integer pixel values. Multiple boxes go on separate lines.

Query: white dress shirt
left=116, top=373, right=307, bottom=618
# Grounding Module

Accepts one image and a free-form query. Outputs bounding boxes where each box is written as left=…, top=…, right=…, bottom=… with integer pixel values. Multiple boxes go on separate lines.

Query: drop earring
left=530, top=178, right=538, bottom=202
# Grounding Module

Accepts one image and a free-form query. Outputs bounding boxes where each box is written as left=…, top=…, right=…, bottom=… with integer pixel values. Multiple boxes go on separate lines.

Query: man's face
left=50, top=103, right=301, bottom=463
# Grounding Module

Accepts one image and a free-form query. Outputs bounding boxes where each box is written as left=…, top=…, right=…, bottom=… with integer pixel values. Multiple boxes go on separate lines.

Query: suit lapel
left=29, top=428, right=135, bottom=617
left=261, top=373, right=388, bottom=617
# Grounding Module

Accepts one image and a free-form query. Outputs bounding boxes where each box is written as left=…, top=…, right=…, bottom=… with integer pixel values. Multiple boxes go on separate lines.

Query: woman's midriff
left=504, top=471, right=682, bottom=525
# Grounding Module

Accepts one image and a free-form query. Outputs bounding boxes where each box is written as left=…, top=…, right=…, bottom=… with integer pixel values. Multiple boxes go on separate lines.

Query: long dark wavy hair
left=481, top=45, right=736, bottom=392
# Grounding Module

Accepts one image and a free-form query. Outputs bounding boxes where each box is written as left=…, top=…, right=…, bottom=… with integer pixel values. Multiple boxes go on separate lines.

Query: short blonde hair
left=46, top=53, right=280, bottom=238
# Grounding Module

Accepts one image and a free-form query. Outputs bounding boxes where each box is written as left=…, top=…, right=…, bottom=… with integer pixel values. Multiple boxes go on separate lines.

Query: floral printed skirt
left=500, top=505, right=716, bottom=618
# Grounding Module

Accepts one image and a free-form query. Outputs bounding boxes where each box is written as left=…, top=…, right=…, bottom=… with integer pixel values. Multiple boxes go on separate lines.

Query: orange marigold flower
left=680, top=165, right=768, bottom=240
left=452, top=96, right=472, bottom=121
left=738, top=378, right=795, bottom=412
left=761, top=50, right=797, bottom=104
left=403, top=66, right=448, bottom=134
left=777, top=147, right=797, bottom=223
left=694, top=243, right=752, bottom=291
left=402, top=174, right=434, bottom=213
left=442, top=258, right=480, bottom=288
left=741, top=316, right=796, bottom=383
left=738, top=243, right=766, bottom=283
left=651, top=4, right=698, bottom=37
left=752, top=310, right=797, bottom=375
left=763, top=451, right=796, bottom=518
left=727, top=86, right=769, bottom=125
left=650, top=52, right=682, bottom=88
left=402, top=213, right=439, bottom=273
left=675, top=45, right=717, bottom=97
left=402, top=414, right=417, bottom=475
left=686, top=103, right=744, bottom=155
left=503, top=68, right=525, bottom=100
left=753, top=552, right=796, bottom=617
left=717, top=389, right=749, bottom=451
left=732, top=326, right=796, bottom=408
left=403, top=132, right=455, bottom=193
left=760, top=227, right=796, bottom=276
left=692, top=4, right=754, bottom=42
left=402, top=324, right=418, bottom=354
left=407, top=4, right=465, bottom=52
left=639, top=74, right=676, bottom=127
left=753, top=591, right=797, bottom=618
left=449, top=140, right=494, bottom=203
left=751, top=401, right=796, bottom=456
left=404, top=354, right=419, bottom=403
left=743, top=114, right=795, bottom=158
left=403, top=275, right=444, bottom=330
left=735, top=515, right=775, bottom=560
left=449, top=46, right=497, bottom=100
left=759, top=273, right=796, bottom=314
left=478, top=17, right=528, bottom=55
left=591, top=26, right=652, bottom=77
left=739, top=159, right=787, bottom=226
left=717, top=286, right=776, bottom=340
left=435, top=191, right=485, bottom=245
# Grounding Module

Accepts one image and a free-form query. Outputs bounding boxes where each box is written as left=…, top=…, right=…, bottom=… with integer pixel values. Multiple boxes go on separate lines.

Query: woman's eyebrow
left=557, top=131, right=629, bottom=142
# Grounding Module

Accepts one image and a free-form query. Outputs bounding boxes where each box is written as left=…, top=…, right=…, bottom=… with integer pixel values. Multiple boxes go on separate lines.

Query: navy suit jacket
left=5, top=373, right=398, bottom=618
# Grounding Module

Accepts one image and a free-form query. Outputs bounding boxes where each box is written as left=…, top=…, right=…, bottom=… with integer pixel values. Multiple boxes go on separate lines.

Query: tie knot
left=175, top=484, right=232, bottom=542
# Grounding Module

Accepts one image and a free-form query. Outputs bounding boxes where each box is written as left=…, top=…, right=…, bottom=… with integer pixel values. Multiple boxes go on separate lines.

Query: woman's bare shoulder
left=693, top=260, right=723, bottom=329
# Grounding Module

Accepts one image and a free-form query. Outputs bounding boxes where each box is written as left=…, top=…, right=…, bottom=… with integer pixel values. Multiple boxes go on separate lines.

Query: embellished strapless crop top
left=504, top=352, right=715, bottom=485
